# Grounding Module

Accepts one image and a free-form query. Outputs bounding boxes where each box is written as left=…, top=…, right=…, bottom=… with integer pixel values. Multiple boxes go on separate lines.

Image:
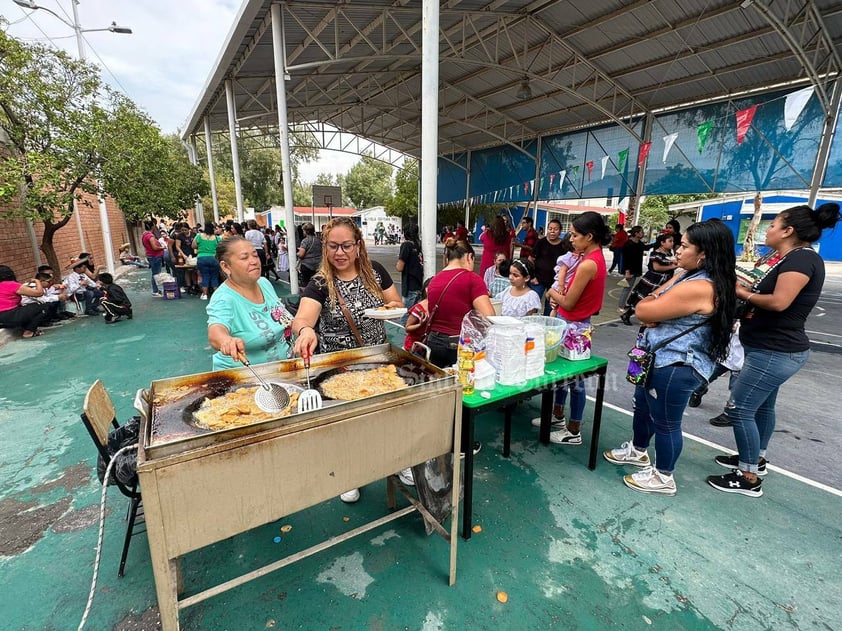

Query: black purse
left=626, top=320, right=709, bottom=386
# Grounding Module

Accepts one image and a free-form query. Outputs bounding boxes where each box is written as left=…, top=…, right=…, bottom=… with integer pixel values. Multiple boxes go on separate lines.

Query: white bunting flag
left=784, top=87, right=813, bottom=131
left=663, top=133, right=679, bottom=163
left=601, top=156, right=610, bottom=180
left=558, top=170, right=566, bottom=189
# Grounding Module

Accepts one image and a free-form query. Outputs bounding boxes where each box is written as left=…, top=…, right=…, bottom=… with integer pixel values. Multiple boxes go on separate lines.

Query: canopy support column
left=225, top=79, right=245, bottom=223
left=631, top=113, right=653, bottom=226
left=809, top=78, right=842, bottom=206
left=463, top=151, right=471, bottom=234
left=420, top=0, right=440, bottom=280
left=204, top=117, right=220, bottom=223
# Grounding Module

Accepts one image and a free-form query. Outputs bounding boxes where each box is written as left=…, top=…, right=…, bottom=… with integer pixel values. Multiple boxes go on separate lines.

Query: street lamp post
left=13, top=0, right=132, bottom=276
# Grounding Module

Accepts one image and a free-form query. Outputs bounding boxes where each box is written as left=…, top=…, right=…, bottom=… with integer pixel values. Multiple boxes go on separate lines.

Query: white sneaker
left=549, top=427, right=582, bottom=445
left=604, top=441, right=650, bottom=468
left=623, top=466, right=676, bottom=496
left=531, top=416, right=565, bottom=429
left=398, top=468, right=415, bottom=486
left=200, top=294, right=208, bottom=300
left=339, top=488, right=360, bottom=503
left=151, top=291, right=162, bottom=297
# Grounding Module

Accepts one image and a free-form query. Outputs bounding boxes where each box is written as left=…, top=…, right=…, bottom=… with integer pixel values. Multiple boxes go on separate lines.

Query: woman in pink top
left=537, top=212, right=610, bottom=445
left=0, top=265, right=51, bottom=338
left=479, top=215, right=514, bottom=274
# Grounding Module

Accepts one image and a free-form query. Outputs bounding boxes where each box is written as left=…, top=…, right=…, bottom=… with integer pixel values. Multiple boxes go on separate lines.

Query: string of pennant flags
left=447, top=86, right=814, bottom=207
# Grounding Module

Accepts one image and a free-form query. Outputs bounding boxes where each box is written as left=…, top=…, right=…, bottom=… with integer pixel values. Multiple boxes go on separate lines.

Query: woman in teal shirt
left=207, top=237, right=293, bottom=370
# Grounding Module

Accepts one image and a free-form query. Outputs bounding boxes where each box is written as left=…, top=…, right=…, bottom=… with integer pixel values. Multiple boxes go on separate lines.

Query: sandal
left=22, top=329, right=45, bottom=339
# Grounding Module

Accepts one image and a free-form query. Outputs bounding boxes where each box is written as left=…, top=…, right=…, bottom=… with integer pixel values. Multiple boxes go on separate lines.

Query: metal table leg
left=461, top=406, right=475, bottom=540
left=588, top=367, right=607, bottom=470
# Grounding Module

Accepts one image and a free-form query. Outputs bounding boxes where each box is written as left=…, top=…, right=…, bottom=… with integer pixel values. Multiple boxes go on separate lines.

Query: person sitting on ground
left=35, top=265, right=74, bottom=320
left=495, top=259, right=542, bottom=317
left=98, top=273, right=133, bottom=323
left=20, top=271, right=66, bottom=324
left=0, top=265, right=51, bottom=338
left=64, top=258, right=103, bottom=316
left=118, top=243, right=149, bottom=268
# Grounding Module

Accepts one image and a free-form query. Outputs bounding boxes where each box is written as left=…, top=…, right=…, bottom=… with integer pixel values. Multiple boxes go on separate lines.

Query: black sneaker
left=709, top=412, right=733, bottom=427
left=688, top=392, right=703, bottom=408
left=715, top=454, right=767, bottom=477
left=706, top=469, right=763, bottom=497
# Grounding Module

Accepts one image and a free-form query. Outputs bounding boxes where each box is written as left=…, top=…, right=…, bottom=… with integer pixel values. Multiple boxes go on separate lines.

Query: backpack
left=96, top=416, right=140, bottom=488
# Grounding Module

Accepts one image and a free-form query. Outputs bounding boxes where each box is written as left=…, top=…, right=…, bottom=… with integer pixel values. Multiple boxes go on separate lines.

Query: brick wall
left=0, top=190, right=134, bottom=280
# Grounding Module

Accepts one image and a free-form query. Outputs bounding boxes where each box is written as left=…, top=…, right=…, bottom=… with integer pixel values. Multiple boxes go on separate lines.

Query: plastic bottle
left=458, top=337, right=475, bottom=395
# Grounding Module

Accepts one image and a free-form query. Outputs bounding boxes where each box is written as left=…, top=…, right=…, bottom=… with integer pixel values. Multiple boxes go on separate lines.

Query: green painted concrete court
left=0, top=268, right=839, bottom=630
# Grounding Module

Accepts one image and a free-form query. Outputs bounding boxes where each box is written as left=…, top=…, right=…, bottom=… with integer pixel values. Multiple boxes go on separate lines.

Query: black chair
left=81, top=379, right=144, bottom=578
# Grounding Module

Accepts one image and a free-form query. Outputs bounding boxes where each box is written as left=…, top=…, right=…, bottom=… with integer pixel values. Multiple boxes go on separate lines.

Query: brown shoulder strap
left=422, top=270, right=467, bottom=340
left=336, top=291, right=365, bottom=347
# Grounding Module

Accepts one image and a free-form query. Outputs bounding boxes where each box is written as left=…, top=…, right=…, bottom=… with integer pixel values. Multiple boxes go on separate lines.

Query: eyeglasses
left=326, top=241, right=358, bottom=253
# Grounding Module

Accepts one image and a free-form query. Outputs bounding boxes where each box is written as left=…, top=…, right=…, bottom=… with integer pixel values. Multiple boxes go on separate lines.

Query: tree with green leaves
left=385, top=158, right=418, bottom=218
left=638, top=193, right=717, bottom=232
left=0, top=31, right=106, bottom=273
left=344, top=154, right=393, bottom=209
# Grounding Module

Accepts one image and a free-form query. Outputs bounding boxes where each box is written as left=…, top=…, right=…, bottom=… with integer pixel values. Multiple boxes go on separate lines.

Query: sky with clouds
left=3, top=0, right=359, bottom=181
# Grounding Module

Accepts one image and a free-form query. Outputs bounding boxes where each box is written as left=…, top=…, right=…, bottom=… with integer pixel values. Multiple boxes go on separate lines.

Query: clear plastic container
left=520, top=315, right=567, bottom=363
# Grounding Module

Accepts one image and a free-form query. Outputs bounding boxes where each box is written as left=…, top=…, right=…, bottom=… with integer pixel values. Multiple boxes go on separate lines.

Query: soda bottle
left=458, top=337, right=475, bottom=395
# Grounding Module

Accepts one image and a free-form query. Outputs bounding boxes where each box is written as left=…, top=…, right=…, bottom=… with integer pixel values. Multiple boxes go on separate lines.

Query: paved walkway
left=0, top=258, right=840, bottom=630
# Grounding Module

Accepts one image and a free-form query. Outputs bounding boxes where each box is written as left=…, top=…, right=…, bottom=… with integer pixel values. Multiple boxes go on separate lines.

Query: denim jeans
left=147, top=255, right=163, bottom=293
left=401, top=289, right=422, bottom=326
left=728, top=345, right=809, bottom=473
left=554, top=377, right=587, bottom=421
left=632, top=364, right=704, bottom=473
left=197, top=256, right=220, bottom=289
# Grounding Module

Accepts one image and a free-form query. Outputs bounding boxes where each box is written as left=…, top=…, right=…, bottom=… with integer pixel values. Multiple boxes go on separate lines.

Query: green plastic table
left=460, top=354, right=609, bottom=540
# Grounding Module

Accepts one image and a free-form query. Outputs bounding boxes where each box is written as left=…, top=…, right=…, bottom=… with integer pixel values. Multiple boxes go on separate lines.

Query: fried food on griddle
left=194, top=386, right=299, bottom=430
left=320, top=364, right=408, bottom=401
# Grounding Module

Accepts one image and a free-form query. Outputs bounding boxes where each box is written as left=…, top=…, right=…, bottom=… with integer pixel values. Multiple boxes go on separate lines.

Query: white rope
left=78, top=443, right=138, bottom=631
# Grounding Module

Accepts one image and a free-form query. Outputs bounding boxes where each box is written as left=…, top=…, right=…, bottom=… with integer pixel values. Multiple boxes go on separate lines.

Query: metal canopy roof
left=182, top=0, right=842, bottom=160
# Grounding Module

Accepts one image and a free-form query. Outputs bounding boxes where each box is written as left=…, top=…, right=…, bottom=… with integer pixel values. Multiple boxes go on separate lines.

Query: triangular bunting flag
left=540, top=177, right=545, bottom=191
left=600, top=156, right=609, bottom=180
left=617, top=149, right=628, bottom=173
left=784, top=86, right=813, bottom=131
left=549, top=173, right=556, bottom=189
left=637, top=142, right=652, bottom=167
left=663, top=133, right=679, bottom=163
left=697, top=121, right=713, bottom=153
left=735, top=105, right=758, bottom=145
left=558, top=170, right=566, bottom=190
left=571, top=166, right=580, bottom=177
left=586, top=161, right=594, bottom=181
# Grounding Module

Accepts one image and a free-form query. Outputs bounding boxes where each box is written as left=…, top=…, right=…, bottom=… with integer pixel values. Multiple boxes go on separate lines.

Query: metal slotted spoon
left=297, top=350, right=323, bottom=413
left=240, top=357, right=290, bottom=414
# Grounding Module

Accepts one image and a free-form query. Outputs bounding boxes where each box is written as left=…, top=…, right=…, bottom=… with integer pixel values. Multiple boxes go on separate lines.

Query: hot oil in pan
left=152, top=376, right=239, bottom=440
left=312, top=361, right=436, bottom=401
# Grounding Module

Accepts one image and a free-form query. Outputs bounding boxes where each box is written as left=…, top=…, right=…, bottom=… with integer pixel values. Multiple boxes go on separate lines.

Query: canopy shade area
left=181, top=0, right=842, bottom=285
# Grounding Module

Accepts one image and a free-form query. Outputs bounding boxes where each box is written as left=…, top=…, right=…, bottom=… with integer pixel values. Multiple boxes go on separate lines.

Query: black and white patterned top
left=301, top=260, right=394, bottom=352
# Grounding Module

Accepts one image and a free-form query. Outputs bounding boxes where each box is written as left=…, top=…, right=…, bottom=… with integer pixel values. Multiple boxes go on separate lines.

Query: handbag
left=420, top=270, right=466, bottom=345
left=626, top=319, right=709, bottom=386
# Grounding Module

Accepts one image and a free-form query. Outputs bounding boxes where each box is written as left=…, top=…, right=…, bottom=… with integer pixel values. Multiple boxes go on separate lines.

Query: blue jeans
left=632, top=364, right=704, bottom=473
left=728, top=345, right=809, bottom=473
left=197, top=256, right=220, bottom=289
left=147, top=255, right=163, bottom=293
left=401, top=289, right=422, bottom=326
left=554, top=377, right=587, bottom=422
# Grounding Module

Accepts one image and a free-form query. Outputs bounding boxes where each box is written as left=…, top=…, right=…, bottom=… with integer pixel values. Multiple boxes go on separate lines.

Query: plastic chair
left=81, top=380, right=144, bottom=578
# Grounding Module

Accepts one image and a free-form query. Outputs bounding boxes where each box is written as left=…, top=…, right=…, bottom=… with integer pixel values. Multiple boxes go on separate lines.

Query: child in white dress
left=495, top=259, right=542, bottom=317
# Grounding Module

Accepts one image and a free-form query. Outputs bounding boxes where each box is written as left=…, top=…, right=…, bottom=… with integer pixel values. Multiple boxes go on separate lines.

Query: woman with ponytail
left=707, top=203, right=841, bottom=498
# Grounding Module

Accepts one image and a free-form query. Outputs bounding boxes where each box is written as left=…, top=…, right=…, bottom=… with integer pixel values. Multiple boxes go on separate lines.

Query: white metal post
left=529, top=137, right=542, bottom=220
left=271, top=3, right=299, bottom=294
left=463, top=151, right=471, bottom=234
left=632, top=113, right=653, bottom=226
left=809, top=79, right=842, bottom=206
left=420, top=0, right=440, bottom=280
left=225, top=79, right=246, bottom=223
left=203, top=117, right=220, bottom=223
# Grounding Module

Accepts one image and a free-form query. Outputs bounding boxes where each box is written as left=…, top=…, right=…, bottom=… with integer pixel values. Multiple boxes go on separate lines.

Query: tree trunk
left=741, top=192, right=762, bottom=262
left=40, top=214, right=72, bottom=275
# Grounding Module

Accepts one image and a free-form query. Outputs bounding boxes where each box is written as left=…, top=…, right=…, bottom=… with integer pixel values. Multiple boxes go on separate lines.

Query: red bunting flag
left=637, top=142, right=652, bottom=167
left=549, top=173, right=556, bottom=189
left=586, top=161, right=594, bottom=181
left=735, top=105, right=758, bottom=145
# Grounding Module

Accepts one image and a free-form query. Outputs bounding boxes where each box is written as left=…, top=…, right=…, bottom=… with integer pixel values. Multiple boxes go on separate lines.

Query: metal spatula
left=240, top=356, right=290, bottom=413
left=297, top=350, right=323, bottom=413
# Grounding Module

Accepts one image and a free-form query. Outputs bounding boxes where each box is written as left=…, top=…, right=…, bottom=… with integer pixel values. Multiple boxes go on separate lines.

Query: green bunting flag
left=697, top=120, right=713, bottom=153
left=617, top=148, right=628, bottom=173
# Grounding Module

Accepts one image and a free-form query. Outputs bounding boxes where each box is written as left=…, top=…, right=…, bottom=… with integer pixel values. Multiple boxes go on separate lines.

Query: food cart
left=136, top=344, right=462, bottom=631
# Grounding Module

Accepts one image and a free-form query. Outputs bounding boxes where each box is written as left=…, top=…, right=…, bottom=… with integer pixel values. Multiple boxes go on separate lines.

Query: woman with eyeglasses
left=292, top=217, right=404, bottom=503
left=293, top=217, right=404, bottom=359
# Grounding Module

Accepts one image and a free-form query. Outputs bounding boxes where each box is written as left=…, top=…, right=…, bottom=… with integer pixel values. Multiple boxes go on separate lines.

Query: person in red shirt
left=454, top=221, right=469, bottom=242
left=608, top=224, right=628, bottom=274
left=541, top=211, right=611, bottom=445
left=516, top=216, right=539, bottom=259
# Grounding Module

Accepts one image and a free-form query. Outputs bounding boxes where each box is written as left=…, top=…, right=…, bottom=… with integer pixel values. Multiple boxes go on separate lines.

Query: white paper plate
left=363, top=307, right=407, bottom=320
